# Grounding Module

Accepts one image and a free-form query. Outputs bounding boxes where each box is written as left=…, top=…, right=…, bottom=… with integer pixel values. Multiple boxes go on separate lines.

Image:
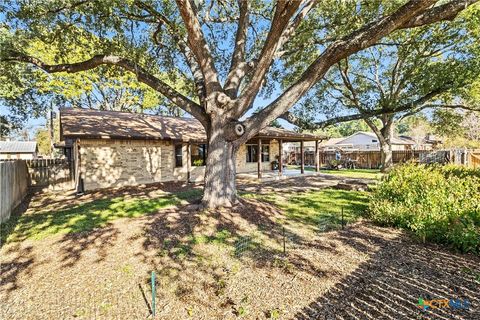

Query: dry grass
left=1, top=177, right=479, bottom=319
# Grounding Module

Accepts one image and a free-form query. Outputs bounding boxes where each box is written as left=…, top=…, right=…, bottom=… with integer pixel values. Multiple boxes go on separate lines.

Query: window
left=246, top=145, right=270, bottom=162
left=175, top=144, right=183, bottom=167
left=261, top=145, right=270, bottom=162
left=191, top=144, right=207, bottom=166
left=246, top=145, right=257, bottom=163
left=372, top=139, right=378, bottom=143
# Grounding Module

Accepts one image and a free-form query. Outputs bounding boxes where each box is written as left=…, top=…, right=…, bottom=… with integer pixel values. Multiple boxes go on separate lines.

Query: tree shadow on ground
left=293, top=227, right=480, bottom=319
left=0, top=183, right=204, bottom=301
left=1, top=190, right=36, bottom=248
left=135, top=196, right=342, bottom=307
left=0, top=243, right=44, bottom=300
left=2, top=184, right=203, bottom=245
left=238, top=174, right=346, bottom=194
left=283, top=189, right=369, bottom=228
left=57, top=224, right=121, bottom=267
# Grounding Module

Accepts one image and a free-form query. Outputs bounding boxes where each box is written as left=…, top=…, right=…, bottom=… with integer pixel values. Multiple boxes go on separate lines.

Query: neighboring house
left=0, top=141, right=38, bottom=160
left=59, top=108, right=324, bottom=191
left=399, top=134, right=442, bottom=150
left=319, top=131, right=415, bottom=151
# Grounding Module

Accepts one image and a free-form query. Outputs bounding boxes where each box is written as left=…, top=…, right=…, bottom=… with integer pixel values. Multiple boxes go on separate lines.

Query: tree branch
left=364, top=117, right=387, bottom=146
left=274, top=0, right=319, bottom=59
left=400, top=0, right=478, bottom=29
left=224, top=0, right=249, bottom=98
left=240, top=0, right=468, bottom=144
left=280, top=111, right=370, bottom=130
left=175, top=0, right=222, bottom=94
left=133, top=1, right=207, bottom=106
left=337, top=59, right=363, bottom=109
left=233, top=1, right=302, bottom=117
left=44, top=0, right=91, bottom=14
left=280, top=85, right=474, bottom=130
left=3, top=52, right=208, bottom=125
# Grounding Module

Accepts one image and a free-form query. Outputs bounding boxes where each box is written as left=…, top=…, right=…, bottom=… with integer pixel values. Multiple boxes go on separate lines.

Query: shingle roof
left=320, top=137, right=346, bottom=146
left=60, top=108, right=325, bottom=142
left=0, top=141, right=37, bottom=153
left=255, top=126, right=325, bottom=141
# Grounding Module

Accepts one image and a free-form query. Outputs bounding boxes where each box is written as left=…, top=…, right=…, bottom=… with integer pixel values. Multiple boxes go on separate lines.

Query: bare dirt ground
left=1, top=177, right=479, bottom=319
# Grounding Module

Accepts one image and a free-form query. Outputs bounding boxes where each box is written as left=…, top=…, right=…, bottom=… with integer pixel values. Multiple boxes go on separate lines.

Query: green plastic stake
left=151, top=271, right=156, bottom=318
left=341, top=207, right=345, bottom=229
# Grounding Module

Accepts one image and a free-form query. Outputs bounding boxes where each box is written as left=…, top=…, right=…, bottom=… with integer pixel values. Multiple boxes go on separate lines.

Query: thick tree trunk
left=365, top=115, right=394, bottom=173
left=380, top=141, right=393, bottom=172
left=202, top=125, right=238, bottom=209
left=379, top=117, right=394, bottom=173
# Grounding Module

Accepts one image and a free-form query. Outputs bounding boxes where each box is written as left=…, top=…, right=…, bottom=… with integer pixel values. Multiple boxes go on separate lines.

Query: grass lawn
left=319, top=168, right=382, bottom=180
left=4, top=186, right=366, bottom=244
left=242, top=188, right=369, bottom=231
left=2, top=188, right=202, bottom=244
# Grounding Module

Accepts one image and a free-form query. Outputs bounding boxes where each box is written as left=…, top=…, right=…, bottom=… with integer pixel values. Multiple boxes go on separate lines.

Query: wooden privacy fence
left=319, top=150, right=453, bottom=169
left=0, top=160, right=29, bottom=223
left=286, top=151, right=315, bottom=166
left=468, top=152, right=480, bottom=169
left=25, top=158, right=74, bottom=190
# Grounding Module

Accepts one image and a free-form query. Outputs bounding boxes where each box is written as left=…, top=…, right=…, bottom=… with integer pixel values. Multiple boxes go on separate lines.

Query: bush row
left=368, top=163, right=480, bottom=254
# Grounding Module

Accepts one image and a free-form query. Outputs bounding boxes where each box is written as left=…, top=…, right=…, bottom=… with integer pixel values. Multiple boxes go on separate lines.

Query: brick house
left=59, top=108, right=324, bottom=192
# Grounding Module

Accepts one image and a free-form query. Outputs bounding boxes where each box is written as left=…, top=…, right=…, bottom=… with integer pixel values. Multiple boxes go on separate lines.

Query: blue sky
left=0, top=1, right=296, bottom=139
left=0, top=84, right=294, bottom=140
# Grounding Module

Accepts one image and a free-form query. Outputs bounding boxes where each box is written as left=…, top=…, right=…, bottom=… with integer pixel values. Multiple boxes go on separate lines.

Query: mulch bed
left=1, top=181, right=479, bottom=319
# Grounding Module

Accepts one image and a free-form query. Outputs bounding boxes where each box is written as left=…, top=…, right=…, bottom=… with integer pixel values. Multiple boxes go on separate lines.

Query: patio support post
left=258, top=139, right=262, bottom=179
left=300, top=140, right=305, bottom=174
left=279, top=139, right=283, bottom=176
left=315, top=140, right=319, bottom=172
left=187, top=142, right=191, bottom=183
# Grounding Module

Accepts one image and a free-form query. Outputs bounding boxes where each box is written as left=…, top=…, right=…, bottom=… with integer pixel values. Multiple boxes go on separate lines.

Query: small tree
left=1, top=0, right=477, bottom=206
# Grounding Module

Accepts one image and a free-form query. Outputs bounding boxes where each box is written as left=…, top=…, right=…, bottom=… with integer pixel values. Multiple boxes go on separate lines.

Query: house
left=319, top=131, right=415, bottom=151
left=399, top=134, right=442, bottom=150
left=0, top=141, right=38, bottom=160
left=59, top=108, right=325, bottom=192
left=283, top=131, right=413, bottom=166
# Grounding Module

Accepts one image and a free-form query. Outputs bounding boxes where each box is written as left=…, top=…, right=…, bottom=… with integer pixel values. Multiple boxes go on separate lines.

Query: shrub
left=368, top=163, right=480, bottom=253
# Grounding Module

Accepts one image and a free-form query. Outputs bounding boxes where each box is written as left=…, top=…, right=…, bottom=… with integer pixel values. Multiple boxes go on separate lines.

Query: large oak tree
left=1, top=0, right=478, bottom=207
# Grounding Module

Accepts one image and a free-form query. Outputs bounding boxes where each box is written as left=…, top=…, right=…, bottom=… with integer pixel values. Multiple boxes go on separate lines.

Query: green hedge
left=369, top=163, right=480, bottom=253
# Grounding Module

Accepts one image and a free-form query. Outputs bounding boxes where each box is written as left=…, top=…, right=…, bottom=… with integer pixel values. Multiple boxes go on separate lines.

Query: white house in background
left=0, top=141, right=38, bottom=159
left=282, top=131, right=439, bottom=161
left=319, top=131, right=415, bottom=151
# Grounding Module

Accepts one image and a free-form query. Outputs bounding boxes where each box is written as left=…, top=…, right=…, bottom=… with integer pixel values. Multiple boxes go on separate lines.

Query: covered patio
left=239, top=128, right=327, bottom=180
left=237, top=168, right=317, bottom=181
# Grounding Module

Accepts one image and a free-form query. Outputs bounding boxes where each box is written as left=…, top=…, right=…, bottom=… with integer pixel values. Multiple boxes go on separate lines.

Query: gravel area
left=1, top=178, right=479, bottom=319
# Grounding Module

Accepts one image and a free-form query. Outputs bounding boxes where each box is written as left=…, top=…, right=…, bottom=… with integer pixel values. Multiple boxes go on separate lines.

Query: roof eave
left=62, top=134, right=207, bottom=144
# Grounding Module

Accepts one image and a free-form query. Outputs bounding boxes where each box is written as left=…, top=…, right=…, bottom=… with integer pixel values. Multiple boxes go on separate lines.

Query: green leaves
left=369, top=163, right=480, bottom=253
left=287, top=2, right=480, bottom=131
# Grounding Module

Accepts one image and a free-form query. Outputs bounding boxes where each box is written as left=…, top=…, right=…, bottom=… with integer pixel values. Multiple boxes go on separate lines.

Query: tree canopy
left=1, top=0, right=478, bottom=207
left=281, top=3, right=480, bottom=129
